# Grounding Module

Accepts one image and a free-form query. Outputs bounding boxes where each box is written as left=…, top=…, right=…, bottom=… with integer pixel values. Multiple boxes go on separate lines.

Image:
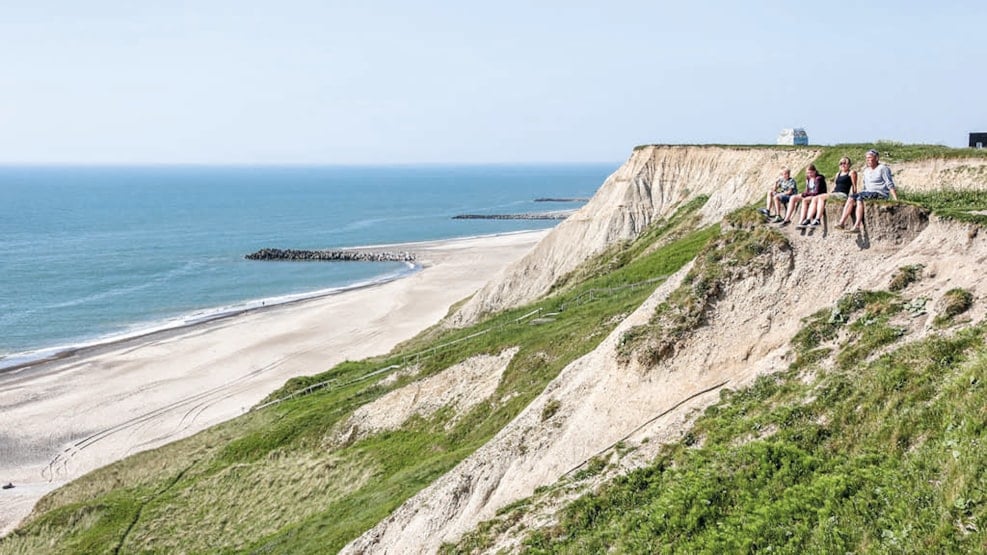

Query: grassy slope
left=496, top=286, right=986, bottom=554
left=0, top=200, right=716, bottom=554
left=443, top=145, right=987, bottom=554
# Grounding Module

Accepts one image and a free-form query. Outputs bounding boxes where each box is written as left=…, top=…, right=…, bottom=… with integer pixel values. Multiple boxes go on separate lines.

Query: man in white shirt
left=836, top=149, right=898, bottom=232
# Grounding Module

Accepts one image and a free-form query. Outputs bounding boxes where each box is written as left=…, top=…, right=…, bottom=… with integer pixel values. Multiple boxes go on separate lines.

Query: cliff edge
left=449, top=146, right=821, bottom=327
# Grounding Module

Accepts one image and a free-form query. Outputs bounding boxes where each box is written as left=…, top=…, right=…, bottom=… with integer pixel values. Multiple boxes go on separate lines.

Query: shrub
left=541, top=399, right=562, bottom=421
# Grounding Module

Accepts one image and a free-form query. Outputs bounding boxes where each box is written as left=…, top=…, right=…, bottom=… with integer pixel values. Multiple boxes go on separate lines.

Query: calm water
left=0, top=164, right=613, bottom=368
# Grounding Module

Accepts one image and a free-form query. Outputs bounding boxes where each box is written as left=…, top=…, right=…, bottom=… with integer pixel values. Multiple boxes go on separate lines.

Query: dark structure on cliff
left=971, top=133, right=987, bottom=149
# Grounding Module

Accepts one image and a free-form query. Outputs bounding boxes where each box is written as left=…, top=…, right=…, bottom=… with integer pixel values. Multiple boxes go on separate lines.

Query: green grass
left=549, top=195, right=710, bottom=293
left=483, top=301, right=987, bottom=554
left=864, top=141, right=987, bottom=163
left=0, top=199, right=717, bottom=555
left=904, top=190, right=987, bottom=224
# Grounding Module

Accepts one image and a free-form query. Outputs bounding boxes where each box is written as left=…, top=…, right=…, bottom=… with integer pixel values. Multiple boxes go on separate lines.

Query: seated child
left=760, top=167, right=798, bottom=223
left=779, top=164, right=826, bottom=226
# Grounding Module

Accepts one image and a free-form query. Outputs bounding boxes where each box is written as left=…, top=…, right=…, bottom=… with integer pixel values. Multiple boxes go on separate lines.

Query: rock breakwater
left=245, top=248, right=415, bottom=262
left=452, top=211, right=574, bottom=220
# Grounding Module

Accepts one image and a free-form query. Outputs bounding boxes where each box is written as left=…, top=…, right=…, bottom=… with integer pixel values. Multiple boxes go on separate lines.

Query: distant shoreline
left=0, top=264, right=417, bottom=376
left=0, top=230, right=543, bottom=376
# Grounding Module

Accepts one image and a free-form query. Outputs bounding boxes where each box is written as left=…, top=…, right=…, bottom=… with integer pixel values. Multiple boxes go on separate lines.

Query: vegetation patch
left=723, top=205, right=767, bottom=230
left=620, top=224, right=789, bottom=366
left=906, top=189, right=987, bottom=225
left=792, top=290, right=897, bottom=355
left=551, top=195, right=709, bottom=292
left=889, top=264, right=925, bottom=291
left=541, top=398, right=561, bottom=422
left=934, top=288, right=975, bottom=328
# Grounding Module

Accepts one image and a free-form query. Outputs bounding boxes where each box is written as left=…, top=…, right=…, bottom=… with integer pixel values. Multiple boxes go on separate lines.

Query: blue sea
left=0, top=164, right=613, bottom=370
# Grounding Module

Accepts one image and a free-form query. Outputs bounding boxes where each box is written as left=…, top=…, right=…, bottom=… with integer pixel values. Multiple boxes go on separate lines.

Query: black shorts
left=851, top=191, right=890, bottom=201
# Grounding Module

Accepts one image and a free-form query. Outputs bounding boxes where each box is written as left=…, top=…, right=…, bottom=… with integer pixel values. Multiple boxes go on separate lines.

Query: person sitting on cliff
left=802, top=156, right=858, bottom=228
left=779, top=164, right=826, bottom=227
left=759, top=167, right=798, bottom=222
left=835, top=149, right=898, bottom=232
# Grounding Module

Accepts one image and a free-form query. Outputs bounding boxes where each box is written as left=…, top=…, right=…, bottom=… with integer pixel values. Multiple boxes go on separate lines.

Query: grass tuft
left=889, top=264, right=925, bottom=291
left=934, top=288, right=975, bottom=328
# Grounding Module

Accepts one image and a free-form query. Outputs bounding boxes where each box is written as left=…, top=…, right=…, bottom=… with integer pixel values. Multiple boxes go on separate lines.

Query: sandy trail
left=0, top=230, right=547, bottom=537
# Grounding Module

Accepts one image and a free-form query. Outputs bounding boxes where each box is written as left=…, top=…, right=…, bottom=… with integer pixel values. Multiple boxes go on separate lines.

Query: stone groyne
left=245, top=248, right=415, bottom=262
left=452, top=211, right=574, bottom=220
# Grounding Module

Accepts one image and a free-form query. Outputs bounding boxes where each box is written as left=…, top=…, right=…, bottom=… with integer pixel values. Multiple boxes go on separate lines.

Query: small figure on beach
left=836, top=149, right=898, bottom=232
left=760, top=167, right=798, bottom=222
left=803, top=156, right=858, bottom=228
left=780, top=164, right=826, bottom=227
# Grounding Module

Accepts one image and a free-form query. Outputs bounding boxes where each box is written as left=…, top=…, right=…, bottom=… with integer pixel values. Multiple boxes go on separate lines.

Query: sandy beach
left=0, top=229, right=547, bottom=537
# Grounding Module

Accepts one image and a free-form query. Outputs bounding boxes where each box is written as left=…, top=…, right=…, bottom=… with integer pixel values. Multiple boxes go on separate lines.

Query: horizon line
left=0, top=160, right=623, bottom=168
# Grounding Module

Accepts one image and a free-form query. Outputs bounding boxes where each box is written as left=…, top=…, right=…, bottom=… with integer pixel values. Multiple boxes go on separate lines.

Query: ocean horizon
left=0, top=164, right=614, bottom=370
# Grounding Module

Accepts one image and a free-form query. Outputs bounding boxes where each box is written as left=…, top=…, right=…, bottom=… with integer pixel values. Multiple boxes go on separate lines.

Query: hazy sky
left=2, top=1, right=984, bottom=164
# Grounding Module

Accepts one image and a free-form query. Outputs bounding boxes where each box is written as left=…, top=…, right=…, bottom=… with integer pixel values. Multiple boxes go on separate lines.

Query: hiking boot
left=758, top=208, right=770, bottom=217
left=809, top=219, right=821, bottom=227
left=778, top=219, right=790, bottom=227
left=772, top=216, right=783, bottom=223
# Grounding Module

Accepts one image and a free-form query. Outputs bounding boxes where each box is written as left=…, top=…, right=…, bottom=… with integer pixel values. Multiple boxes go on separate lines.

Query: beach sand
left=0, top=230, right=547, bottom=537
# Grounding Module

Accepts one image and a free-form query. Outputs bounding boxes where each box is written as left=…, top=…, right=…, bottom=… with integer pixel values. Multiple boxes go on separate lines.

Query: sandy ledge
left=0, top=229, right=548, bottom=537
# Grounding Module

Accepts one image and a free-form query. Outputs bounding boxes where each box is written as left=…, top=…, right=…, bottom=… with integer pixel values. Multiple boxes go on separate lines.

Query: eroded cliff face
left=894, top=157, right=987, bottom=192
left=341, top=147, right=987, bottom=554
left=344, top=206, right=987, bottom=555
left=449, top=146, right=821, bottom=327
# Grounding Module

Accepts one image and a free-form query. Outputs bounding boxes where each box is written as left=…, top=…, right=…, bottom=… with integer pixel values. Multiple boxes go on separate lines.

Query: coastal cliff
left=8, top=145, right=987, bottom=554
left=449, top=146, right=821, bottom=327
left=345, top=202, right=980, bottom=554
left=341, top=148, right=987, bottom=552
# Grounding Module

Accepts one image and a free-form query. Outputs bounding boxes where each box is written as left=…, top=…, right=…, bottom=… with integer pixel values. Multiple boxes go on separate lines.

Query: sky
left=1, top=1, right=985, bottom=165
